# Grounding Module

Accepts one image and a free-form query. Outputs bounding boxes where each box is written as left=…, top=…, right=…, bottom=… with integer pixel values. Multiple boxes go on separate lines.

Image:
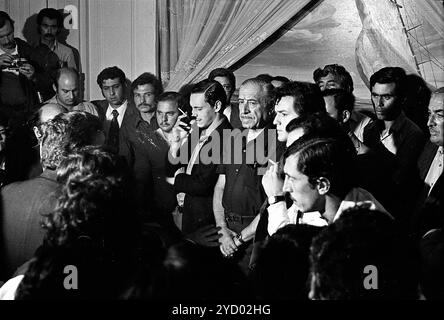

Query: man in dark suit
left=412, top=88, right=443, bottom=235
left=0, top=111, right=104, bottom=279
left=93, top=66, right=154, bottom=216
left=166, top=80, right=232, bottom=239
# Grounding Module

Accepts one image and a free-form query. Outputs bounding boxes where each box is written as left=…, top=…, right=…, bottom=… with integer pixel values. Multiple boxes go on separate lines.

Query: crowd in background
left=0, top=8, right=443, bottom=300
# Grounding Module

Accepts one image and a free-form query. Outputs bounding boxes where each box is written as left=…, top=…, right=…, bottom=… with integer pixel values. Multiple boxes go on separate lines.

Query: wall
left=0, top=0, right=157, bottom=100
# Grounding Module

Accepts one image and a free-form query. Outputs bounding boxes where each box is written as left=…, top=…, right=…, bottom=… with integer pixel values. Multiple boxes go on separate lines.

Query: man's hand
left=262, top=159, right=284, bottom=198
left=186, top=225, right=221, bottom=247
left=18, top=63, right=35, bottom=80
left=218, top=226, right=238, bottom=257
left=0, top=53, right=13, bottom=69
left=170, top=114, right=191, bottom=156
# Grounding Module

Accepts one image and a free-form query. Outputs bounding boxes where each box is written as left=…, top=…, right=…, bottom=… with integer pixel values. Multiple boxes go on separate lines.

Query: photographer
left=0, top=11, right=59, bottom=127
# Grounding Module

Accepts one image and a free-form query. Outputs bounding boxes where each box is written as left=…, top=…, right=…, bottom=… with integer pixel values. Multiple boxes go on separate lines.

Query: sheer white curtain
left=355, top=0, right=419, bottom=87
left=159, top=0, right=313, bottom=90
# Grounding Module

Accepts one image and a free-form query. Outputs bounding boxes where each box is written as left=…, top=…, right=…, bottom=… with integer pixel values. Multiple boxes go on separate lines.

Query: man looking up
left=131, top=72, right=164, bottom=131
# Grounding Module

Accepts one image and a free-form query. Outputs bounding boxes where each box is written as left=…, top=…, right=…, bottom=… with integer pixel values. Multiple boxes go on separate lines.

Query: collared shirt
left=219, top=125, right=283, bottom=217
left=45, top=96, right=100, bottom=118
left=424, top=146, right=443, bottom=196
left=380, top=111, right=420, bottom=155
left=47, top=40, right=77, bottom=70
left=105, top=100, right=128, bottom=128
left=267, top=187, right=390, bottom=236
left=186, top=114, right=225, bottom=174
left=349, top=110, right=373, bottom=153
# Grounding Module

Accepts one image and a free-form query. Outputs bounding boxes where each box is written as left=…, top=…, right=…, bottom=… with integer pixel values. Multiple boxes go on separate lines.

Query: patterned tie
left=108, top=109, right=119, bottom=153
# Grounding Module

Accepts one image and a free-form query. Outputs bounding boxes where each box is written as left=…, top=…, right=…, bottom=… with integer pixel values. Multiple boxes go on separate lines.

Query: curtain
left=158, top=0, right=313, bottom=90
left=354, top=0, right=420, bottom=88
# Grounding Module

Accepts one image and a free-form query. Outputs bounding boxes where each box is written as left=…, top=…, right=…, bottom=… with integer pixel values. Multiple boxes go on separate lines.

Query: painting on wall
left=235, top=0, right=444, bottom=110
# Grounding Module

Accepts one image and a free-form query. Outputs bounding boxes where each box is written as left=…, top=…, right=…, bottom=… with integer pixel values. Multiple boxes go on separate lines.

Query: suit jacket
left=418, top=141, right=439, bottom=181
left=0, top=170, right=61, bottom=279
left=169, top=116, right=232, bottom=234
left=411, top=141, right=442, bottom=233
left=93, top=100, right=153, bottom=215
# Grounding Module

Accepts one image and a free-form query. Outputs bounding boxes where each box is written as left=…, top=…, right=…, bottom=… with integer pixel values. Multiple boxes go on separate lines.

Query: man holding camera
left=0, top=11, right=57, bottom=126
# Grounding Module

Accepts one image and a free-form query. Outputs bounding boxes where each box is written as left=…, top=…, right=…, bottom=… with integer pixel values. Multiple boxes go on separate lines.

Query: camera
left=9, top=57, right=27, bottom=70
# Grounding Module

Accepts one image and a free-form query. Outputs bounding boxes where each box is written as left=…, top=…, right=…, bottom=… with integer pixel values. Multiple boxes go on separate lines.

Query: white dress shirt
left=424, top=146, right=443, bottom=196
left=105, top=100, right=128, bottom=127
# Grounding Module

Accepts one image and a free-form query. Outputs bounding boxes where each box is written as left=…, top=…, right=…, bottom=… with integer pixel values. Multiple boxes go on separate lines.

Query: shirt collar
left=106, top=100, right=128, bottom=118
left=200, top=113, right=224, bottom=139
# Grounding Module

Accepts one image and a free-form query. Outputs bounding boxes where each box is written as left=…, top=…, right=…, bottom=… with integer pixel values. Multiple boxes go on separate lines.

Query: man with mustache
left=363, top=67, right=425, bottom=225
left=37, top=8, right=78, bottom=70
left=0, top=11, right=57, bottom=125
left=131, top=72, right=163, bottom=131
left=212, top=77, right=284, bottom=274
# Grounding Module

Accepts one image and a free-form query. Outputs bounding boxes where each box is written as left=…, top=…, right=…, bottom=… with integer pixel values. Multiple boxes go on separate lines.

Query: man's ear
left=33, top=126, right=42, bottom=140
left=214, top=100, right=222, bottom=113
left=52, top=84, right=57, bottom=92
left=316, top=177, right=330, bottom=195
left=341, top=110, right=351, bottom=124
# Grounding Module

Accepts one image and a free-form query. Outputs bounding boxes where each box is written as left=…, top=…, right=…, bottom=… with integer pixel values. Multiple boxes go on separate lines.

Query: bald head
left=40, top=103, right=67, bottom=123
left=32, top=103, right=67, bottom=140
left=54, top=67, right=80, bottom=108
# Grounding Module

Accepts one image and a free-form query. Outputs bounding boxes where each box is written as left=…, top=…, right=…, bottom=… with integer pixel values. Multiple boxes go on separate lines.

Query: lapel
left=418, top=141, right=439, bottom=180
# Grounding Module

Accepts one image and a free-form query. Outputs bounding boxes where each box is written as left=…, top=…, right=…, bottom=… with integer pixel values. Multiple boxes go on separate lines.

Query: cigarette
left=268, top=159, right=277, bottom=165
left=178, top=108, right=187, bottom=116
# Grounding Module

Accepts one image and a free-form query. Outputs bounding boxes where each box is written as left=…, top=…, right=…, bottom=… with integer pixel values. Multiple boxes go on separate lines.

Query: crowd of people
left=0, top=9, right=443, bottom=300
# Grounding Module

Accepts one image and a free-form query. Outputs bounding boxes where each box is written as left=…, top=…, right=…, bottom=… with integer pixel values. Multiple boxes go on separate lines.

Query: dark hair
left=0, top=11, right=14, bottom=28
left=369, top=67, right=407, bottom=97
left=37, top=8, right=62, bottom=28
left=54, top=67, right=78, bottom=89
left=313, top=64, right=354, bottom=93
left=275, top=81, right=326, bottom=116
left=17, top=147, right=137, bottom=300
left=251, top=224, right=323, bottom=300
left=272, top=76, right=291, bottom=83
left=157, top=91, right=182, bottom=107
left=58, top=111, right=103, bottom=154
left=284, top=136, right=357, bottom=199
left=96, top=66, right=126, bottom=89
left=45, top=147, right=129, bottom=246
left=131, top=72, right=163, bottom=99
left=310, top=207, right=419, bottom=300
left=256, top=73, right=274, bottom=83
left=208, top=68, right=236, bottom=94
left=191, top=79, right=226, bottom=111
left=322, top=88, right=355, bottom=114
left=286, top=112, right=352, bottom=145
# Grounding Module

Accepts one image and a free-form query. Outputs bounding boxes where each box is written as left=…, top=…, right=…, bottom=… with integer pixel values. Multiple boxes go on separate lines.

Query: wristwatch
left=234, top=232, right=245, bottom=245
left=268, top=195, right=285, bottom=205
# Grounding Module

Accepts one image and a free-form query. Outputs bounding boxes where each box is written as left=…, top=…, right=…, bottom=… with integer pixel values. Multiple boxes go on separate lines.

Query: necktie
left=108, top=109, right=119, bottom=153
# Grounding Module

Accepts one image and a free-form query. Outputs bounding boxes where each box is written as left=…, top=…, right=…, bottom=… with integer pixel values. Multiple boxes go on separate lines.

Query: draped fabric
left=158, top=0, right=313, bottom=90
left=354, top=0, right=420, bottom=88
left=414, top=0, right=444, bottom=40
